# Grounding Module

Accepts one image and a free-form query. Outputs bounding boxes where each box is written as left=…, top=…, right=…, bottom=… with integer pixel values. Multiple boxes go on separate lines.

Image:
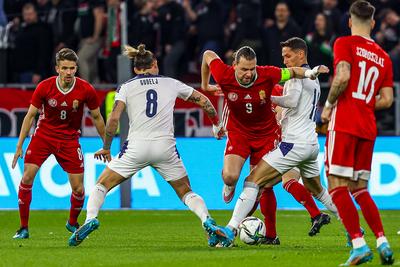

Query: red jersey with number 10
left=210, top=58, right=281, bottom=138
left=328, top=35, right=393, bottom=140
left=31, top=76, right=99, bottom=140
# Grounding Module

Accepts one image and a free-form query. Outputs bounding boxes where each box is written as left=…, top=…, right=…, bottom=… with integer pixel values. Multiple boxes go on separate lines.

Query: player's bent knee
left=222, top=171, right=239, bottom=186
left=21, top=175, right=34, bottom=185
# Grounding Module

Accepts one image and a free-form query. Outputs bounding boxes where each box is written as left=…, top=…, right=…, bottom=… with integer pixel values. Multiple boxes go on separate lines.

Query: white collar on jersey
left=56, top=76, right=76, bottom=95
left=235, top=70, right=258, bottom=88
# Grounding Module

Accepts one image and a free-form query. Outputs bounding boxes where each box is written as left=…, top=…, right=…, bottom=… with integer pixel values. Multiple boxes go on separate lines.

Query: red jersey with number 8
left=30, top=76, right=99, bottom=140
left=210, top=58, right=281, bottom=138
left=328, top=35, right=393, bottom=140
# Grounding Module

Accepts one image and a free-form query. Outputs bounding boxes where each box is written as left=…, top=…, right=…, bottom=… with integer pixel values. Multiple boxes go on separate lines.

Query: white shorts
left=263, top=142, right=320, bottom=178
left=108, top=138, right=187, bottom=182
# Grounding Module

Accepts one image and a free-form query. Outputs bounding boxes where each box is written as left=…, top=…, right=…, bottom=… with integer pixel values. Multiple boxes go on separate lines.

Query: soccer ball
left=238, top=216, right=266, bottom=245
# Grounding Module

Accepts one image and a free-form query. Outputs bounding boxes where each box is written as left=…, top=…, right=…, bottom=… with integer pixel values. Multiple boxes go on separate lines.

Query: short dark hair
left=280, top=37, right=308, bottom=56
left=55, top=48, right=78, bottom=64
left=233, top=46, right=257, bottom=63
left=350, top=0, right=375, bottom=21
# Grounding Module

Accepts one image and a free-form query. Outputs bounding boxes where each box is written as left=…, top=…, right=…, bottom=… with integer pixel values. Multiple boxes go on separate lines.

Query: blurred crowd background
left=0, top=0, right=399, bottom=132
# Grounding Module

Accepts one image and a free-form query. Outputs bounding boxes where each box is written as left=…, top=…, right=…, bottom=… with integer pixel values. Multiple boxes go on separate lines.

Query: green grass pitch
left=0, top=210, right=398, bottom=267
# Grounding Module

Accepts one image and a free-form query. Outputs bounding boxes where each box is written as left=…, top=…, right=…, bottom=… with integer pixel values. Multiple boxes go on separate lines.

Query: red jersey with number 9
left=30, top=76, right=99, bottom=140
left=328, top=35, right=393, bottom=140
left=210, top=58, right=281, bottom=138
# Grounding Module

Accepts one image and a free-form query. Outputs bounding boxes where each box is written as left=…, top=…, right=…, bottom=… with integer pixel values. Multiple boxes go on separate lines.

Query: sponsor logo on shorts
left=228, top=92, right=238, bottom=102
left=26, top=150, right=31, bottom=155
left=48, top=99, right=57, bottom=107
left=228, top=146, right=233, bottom=151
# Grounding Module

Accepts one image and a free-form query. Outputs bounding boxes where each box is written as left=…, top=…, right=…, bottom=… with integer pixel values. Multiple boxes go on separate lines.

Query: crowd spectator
left=263, top=1, right=301, bottom=67
left=77, top=0, right=106, bottom=83
left=37, top=0, right=78, bottom=54
left=375, top=8, right=400, bottom=81
left=10, top=2, right=52, bottom=83
left=103, top=0, right=121, bottom=83
left=156, top=0, right=187, bottom=78
left=1, top=0, right=400, bottom=84
left=128, top=0, right=157, bottom=54
left=183, top=0, right=225, bottom=60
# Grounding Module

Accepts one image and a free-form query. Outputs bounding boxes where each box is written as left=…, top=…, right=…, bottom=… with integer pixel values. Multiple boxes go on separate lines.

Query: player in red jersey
left=321, top=1, right=394, bottom=265
left=201, top=46, right=328, bottom=244
left=11, top=48, right=106, bottom=239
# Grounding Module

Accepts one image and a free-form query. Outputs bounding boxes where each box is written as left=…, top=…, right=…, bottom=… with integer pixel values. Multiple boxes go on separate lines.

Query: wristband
left=324, top=100, right=334, bottom=108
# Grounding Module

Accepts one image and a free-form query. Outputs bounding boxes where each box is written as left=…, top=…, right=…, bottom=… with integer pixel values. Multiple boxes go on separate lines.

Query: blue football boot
left=68, top=218, right=99, bottom=246
left=377, top=242, right=394, bottom=265
left=340, top=245, right=373, bottom=266
left=66, top=221, right=80, bottom=233
left=203, top=219, right=235, bottom=248
left=13, top=227, right=29, bottom=239
left=203, top=217, right=219, bottom=247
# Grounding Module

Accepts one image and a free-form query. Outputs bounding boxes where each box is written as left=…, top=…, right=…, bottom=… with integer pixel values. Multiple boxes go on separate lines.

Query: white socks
left=182, top=191, right=210, bottom=223
left=85, top=184, right=108, bottom=223
left=377, top=236, right=389, bottom=248
left=352, top=237, right=367, bottom=249
left=227, top=182, right=259, bottom=230
left=316, top=188, right=338, bottom=217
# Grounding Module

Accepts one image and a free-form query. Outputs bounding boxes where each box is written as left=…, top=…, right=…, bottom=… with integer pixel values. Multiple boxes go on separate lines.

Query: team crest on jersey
left=259, top=90, right=266, bottom=104
left=48, top=99, right=57, bottom=107
left=228, top=92, right=238, bottom=101
left=72, top=100, right=79, bottom=111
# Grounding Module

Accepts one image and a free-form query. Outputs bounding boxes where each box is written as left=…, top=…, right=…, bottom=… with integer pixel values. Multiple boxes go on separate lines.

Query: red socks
left=330, top=186, right=363, bottom=239
left=18, top=181, right=33, bottom=228
left=283, top=179, right=321, bottom=219
left=69, top=191, right=85, bottom=226
left=352, top=188, right=385, bottom=238
left=259, top=187, right=277, bottom=238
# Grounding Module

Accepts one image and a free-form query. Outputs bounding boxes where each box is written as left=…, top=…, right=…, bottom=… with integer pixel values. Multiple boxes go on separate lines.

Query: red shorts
left=225, top=131, right=279, bottom=166
left=24, top=135, right=84, bottom=174
left=325, top=130, right=374, bottom=181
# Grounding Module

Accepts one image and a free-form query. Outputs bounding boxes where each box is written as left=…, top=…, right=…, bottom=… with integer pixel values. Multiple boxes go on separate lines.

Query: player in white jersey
left=68, top=44, right=225, bottom=247
left=203, top=38, right=332, bottom=247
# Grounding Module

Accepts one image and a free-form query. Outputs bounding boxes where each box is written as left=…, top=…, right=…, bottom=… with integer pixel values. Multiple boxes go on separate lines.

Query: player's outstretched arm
left=94, top=100, right=126, bottom=163
left=375, top=87, right=394, bottom=110
left=186, top=89, right=225, bottom=139
left=90, top=107, right=106, bottom=140
left=284, top=65, right=330, bottom=81
left=321, top=61, right=350, bottom=123
left=201, top=50, right=220, bottom=91
left=12, top=105, right=38, bottom=169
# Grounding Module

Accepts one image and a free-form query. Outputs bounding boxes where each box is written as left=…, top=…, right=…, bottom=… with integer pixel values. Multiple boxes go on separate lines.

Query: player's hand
left=212, top=122, right=226, bottom=140
left=321, top=106, right=332, bottom=123
left=12, top=147, right=23, bottom=169
left=94, top=148, right=112, bottom=163
left=306, top=65, right=330, bottom=79
left=202, top=84, right=223, bottom=96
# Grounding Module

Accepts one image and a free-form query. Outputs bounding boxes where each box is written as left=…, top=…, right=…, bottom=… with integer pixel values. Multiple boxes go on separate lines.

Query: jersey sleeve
left=209, top=58, right=229, bottom=84
left=333, top=37, right=352, bottom=66
left=175, top=80, right=194, bottom=100
left=382, top=56, right=394, bottom=88
left=114, top=84, right=127, bottom=104
left=258, top=65, right=282, bottom=85
left=30, top=81, right=46, bottom=109
left=86, top=84, right=100, bottom=110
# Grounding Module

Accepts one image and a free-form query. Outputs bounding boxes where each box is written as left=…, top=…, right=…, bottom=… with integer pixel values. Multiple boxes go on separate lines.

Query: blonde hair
left=124, top=44, right=155, bottom=70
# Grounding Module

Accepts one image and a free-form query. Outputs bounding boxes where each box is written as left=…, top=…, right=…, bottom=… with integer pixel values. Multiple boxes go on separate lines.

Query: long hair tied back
left=124, top=44, right=154, bottom=70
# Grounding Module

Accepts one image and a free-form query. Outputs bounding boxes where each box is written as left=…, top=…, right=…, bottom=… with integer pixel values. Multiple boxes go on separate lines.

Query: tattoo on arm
left=327, top=61, right=351, bottom=104
left=187, top=95, right=201, bottom=103
left=203, top=99, right=217, bottom=118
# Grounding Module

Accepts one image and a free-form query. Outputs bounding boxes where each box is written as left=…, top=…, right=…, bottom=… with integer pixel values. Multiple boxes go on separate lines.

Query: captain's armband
left=280, top=68, right=291, bottom=82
